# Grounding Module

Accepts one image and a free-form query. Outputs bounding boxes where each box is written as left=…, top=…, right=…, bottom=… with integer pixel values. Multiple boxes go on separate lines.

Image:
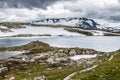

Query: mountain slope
left=32, top=17, right=120, bottom=33
left=32, top=18, right=98, bottom=29
left=72, top=50, right=120, bottom=80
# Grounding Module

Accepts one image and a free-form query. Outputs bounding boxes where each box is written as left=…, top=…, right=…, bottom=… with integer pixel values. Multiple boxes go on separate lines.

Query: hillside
left=32, top=17, right=120, bottom=33
left=0, top=41, right=120, bottom=80
left=0, top=21, right=120, bottom=37
left=71, top=50, right=120, bottom=80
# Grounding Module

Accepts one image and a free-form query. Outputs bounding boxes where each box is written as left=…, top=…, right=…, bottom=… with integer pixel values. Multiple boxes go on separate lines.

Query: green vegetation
left=104, top=33, right=120, bottom=36
left=0, top=41, right=120, bottom=80
left=11, top=34, right=51, bottom=37
left=5, top=63, right=84, bottom=80
left=0, top=22, right=120, bottom=36
left=0, top=22, right=30, bottom=29
left=0, top=22, right=71, bottom=29
left=72, top=50, right=120, bottom=80
left=0, top=41, right=98, bottom=54
left=0, top=41, right=53, bottom=53
left=64, top=28, right=93, bottom=36
left=0, top=41, right=100, bottom=80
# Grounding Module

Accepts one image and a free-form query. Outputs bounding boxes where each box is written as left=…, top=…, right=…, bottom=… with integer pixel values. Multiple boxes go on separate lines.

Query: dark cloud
left=0, top=0, right=120, bottom=23
left=109, top=16, right=120, bottom=22
left=0, top=0, right=60, bottom=9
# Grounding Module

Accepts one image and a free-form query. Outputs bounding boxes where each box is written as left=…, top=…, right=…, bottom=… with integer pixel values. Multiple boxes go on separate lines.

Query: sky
left=0, top=0, right=120, bottom=22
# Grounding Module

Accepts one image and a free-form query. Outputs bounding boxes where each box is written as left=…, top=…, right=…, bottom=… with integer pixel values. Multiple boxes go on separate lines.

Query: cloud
left=0, top=0, right=120, bottom=22
left=60, top=0, right=120, bottom=20
left=0, top=0, right=58, bottom=9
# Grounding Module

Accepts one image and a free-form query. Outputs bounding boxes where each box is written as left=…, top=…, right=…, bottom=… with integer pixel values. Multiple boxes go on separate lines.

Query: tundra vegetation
left=0, top=22, right=120, bottom=36
left=0, top=22, right=120, bottom=80
left=0, top=41, right=119, bottom=80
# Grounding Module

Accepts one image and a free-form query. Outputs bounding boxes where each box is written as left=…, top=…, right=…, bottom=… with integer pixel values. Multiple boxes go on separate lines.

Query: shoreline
left=0, top=41, right=119, bottom=80
left=0, top=22, right=120, bottom=37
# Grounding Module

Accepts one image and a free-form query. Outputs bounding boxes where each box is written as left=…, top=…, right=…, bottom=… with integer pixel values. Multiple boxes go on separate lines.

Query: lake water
left=0, top=26, right=82, bottom=37
left=0, top=51, right=25, bottom=60
left=0, top=36, right=120, bottom=52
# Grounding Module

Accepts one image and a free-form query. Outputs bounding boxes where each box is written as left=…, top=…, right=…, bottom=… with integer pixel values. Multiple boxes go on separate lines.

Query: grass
left=1, top=41, right=119, bottom=80
left=0, top=22, right=120, bottom=36
left=11, top=34, right=51, bottom=37
left=104, top=33, right=120, bottom=36
left=0, top=22, right=71, bottom=29
left=5, top=63, right=84, bottom=80
left=0, top=22, right=30, bottom=29
left=0, top=41, right=98, bottom=54
left=0, top=41, right=100, bottom=80
left=71, top=50, right=120, bottom=80
left=64, top=28, right=93, bottom=36
left=0, top=41, right=53, bottom=52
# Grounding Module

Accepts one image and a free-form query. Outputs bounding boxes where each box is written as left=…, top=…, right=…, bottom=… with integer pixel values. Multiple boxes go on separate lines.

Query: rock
left=58, top=67, right=62, bottom=69
left=9, top=76, right=15, bottom=80
left=34, top=75, right=47, bottom=80
left=22, top=58, right=26, bottom=61
left=47, top=56, right=56, bottom=64
left=0, top=67, right=8, bottom=73
left=30, top=59, right=35, bottom=62
left=58, top=49, right=64, bottom=53
left=69, top=49, right=77, bottom=56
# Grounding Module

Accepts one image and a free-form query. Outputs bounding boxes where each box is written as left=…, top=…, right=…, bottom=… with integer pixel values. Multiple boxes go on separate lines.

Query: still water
left=0, top=36, right=120, bottom=52
left=0, top=51, right=24, bottom=60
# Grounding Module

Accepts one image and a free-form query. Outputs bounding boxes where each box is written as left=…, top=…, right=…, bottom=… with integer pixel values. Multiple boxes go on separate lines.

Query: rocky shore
left=0, top=22, right=120, bottom=37
left=0, top=41, right=109, bottom=80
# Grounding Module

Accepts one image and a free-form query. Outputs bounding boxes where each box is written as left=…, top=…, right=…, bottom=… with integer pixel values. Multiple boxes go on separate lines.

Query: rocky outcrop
left=34, top=75, right=48, bottom=80
left=0, top=41, right=103, bottom=79
left=0, top=67, right=8, bottom=74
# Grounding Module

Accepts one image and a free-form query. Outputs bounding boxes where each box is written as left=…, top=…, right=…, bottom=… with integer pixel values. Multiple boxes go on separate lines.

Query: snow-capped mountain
left=32, top=18, right=99, bottom=29
left=32, top=17, right=120, bottom=32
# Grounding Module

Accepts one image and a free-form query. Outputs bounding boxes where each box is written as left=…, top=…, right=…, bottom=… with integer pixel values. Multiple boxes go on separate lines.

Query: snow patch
left=0, top=26, right=84, bottom=37
left=92, top=31, right=104, bottom=36
left=0, top=26, right=8, bottom=29
left=70, top=54, right=97, bottom=60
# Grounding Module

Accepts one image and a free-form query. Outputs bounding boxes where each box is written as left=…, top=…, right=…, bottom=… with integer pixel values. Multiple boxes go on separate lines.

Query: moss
left=104, top=33, right=120, bottom=36
left=64, top=28, right=93, bottom=36
left=72, top=50, right=120, bottom=80
left=1, top=41, right=119, bottom=80
left=8, top=64, right=83, bottom=80
left=0, top=22, right=30, bottom=29
left=11, top=34, right=51, bottom=37
left=0, top=41, right=51, bottom=51
left=15, top=72, right=29, bottom=80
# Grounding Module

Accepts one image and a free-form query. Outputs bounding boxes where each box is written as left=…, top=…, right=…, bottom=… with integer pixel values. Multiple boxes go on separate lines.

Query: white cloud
left=0, top=0, right=120, bottom=22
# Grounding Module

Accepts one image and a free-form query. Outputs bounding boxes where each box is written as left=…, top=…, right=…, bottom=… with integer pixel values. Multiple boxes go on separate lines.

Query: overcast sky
left=0, top=0, right=120, bottom=22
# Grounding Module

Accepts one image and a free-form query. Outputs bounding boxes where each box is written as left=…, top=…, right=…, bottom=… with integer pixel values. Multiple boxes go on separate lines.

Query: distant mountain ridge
left=32, top=17, right=120, bottom=32
left=32, top=18, right=99, bottom=29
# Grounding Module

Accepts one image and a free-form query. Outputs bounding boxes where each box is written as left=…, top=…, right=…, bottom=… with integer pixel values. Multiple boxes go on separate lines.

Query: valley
left=0, top=18, right=120, bottom=80
left=0, top=41, right=119, bottom=80
left=0, top=0, right=120, bottom=80
left=1, top=17, right=120, bottom=38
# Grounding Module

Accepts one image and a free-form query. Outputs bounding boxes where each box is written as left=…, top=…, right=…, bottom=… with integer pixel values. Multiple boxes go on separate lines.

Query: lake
left=0, top=36, right=120, bottom=52
left=0, top=51, right=25, bottom=60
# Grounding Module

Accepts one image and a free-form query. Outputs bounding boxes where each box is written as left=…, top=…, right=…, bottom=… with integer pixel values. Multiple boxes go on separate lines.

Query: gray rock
left=34, top=75, right=47, bottom=80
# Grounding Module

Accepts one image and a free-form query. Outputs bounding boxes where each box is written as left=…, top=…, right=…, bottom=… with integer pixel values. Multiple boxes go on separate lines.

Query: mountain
left=32, top=17, right=120, bottom=32
left=32, top=18, right=98, bottom=29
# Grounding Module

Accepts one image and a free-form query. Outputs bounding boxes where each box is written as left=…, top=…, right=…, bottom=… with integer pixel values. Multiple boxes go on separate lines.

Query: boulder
left=34, top=75, right=47, bottom=80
